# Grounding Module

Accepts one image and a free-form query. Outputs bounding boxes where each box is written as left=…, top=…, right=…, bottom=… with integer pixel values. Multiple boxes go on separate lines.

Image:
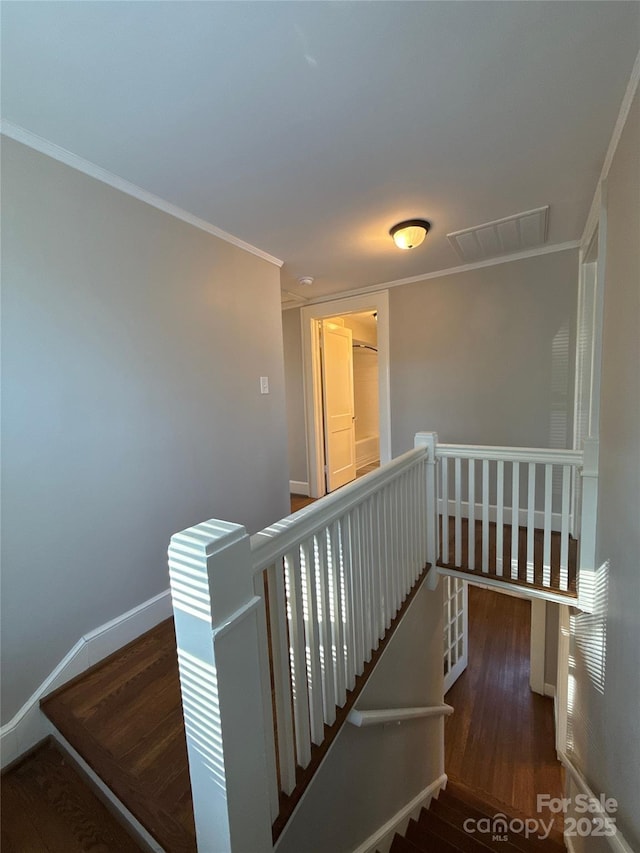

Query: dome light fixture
left=390, top=219, right=431, bottom=250
left=298, top=275, right=315, bottom=287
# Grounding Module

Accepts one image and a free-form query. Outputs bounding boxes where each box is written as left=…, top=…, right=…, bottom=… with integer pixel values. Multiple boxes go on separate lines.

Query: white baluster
left=284, top=550, right=312, bottom=767
left=468, top=459, right=475, bottom=571
left=511, top=461, right=520, bottom=579
left=496, top=460, right=504, bottom=576
left=527, top=462, right=536, bottom=584
left=300, top=537, right=324, bottom=745
left=340, top=515, right=357, bottom=691
left=441, top=457, right=449, bottom=564
left=328, top=521, right=347, bottom=708
left=315, top=530, right=336, bottom=725
left=263, top=563, right=296, bottom=796
left=560, top=466, right=571, bottom=592
left=543, top=464, right=552, bottom=588
left=455, top=456, right=462, bottom=566
left=482, top=459, right=490, bottom=573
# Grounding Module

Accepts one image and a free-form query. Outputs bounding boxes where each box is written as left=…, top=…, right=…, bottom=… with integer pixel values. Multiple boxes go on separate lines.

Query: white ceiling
left=2, top=2, right=639, bottom=300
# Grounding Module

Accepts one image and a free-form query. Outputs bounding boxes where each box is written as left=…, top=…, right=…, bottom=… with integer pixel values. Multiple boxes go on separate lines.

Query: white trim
left=301, top=242, right=580, bottom=307
left=544, top=683, right=556, bottom=699
left=289, top=480, right=310, bottom=496
left=436, top=566, right=577, bottom=608
left=530, top=598, right=547, bottom=695
left=555, top=604, right=571, bottom=756
left=350, top=774, right=448, bottom=853
left=53, top=732, right=164, bottom=853
left=436, top=443, right=582, bottom=466
left=439, top=497, right=567, bottom=534
left=301, top=292, right=391, bottom=499
left=560, top=750, right=635, bottom=853
left=565, top=835, right=578, bottom=853
left=0, top=121, right=283, bottom=269
left=0, top=589, right=172, bottom=768
left=347, top=705, right=453, bottom=727
left=281, top=290, right=309, bottom=309
left=581, top=48, right=640, bottom=253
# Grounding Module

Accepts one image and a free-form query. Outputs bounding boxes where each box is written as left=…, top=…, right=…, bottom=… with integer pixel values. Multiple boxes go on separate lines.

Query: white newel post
left=414, top=432, right=439, bottom=590
left=577, top=437, right=599, bottom=612
left=168, top=520, right=273, bottom=853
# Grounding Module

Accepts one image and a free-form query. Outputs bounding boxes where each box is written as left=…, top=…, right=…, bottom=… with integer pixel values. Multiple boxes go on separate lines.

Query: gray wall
left=1, top=139, right=290, bottom=722
left=569, top=90, right=639, bottom=850
left=282, top=308, right=308, bottom=485
left=277, top=579, right=443, bottom=853
left=283, top=250, right=579, bottom=488
left=389, top=250, right=578, bottom=454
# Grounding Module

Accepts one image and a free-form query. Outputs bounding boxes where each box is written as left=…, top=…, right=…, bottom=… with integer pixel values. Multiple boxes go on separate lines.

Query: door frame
left=301, top=291, right=391, bottom=498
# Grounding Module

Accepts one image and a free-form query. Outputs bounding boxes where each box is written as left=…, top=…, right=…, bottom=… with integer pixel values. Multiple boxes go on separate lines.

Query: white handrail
left=347, top=705, right=454, bottom=727
left=250, top=446, right=429, bottom=573
left=559, top=751, right=634, bottom=853
left=436, top=443, right=583, bottom=467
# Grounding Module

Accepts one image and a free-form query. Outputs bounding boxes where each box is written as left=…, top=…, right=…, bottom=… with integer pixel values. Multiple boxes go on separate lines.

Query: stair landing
left=41, top=619, right=197, bottom=853
left=1, top=737, right=143, bottom=852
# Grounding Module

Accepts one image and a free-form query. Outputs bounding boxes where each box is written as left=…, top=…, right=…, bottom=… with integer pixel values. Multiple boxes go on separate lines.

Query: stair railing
left=426, top=432, right=599, bottom=607
left=168, top=438, right=438, bottom=853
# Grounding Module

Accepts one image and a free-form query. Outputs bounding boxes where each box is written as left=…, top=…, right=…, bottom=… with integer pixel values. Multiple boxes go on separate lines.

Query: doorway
left=301, top=292, right=391, bottom=499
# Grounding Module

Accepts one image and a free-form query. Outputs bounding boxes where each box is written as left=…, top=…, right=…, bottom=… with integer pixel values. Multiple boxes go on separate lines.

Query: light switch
left=260, top=376, right=270, bottom=394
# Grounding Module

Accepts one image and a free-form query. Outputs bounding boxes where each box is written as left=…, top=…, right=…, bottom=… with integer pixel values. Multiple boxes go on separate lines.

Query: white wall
left=276, top=580, right=443, bottom=853
left=0, top=138, right=290, bottom=723
left=568, top=89, right=640, bottom=851
left=389, top=250, right=578, bottom=454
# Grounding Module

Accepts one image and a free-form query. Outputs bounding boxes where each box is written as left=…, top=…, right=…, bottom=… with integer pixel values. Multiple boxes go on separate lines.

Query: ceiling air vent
left=447, top=206, right=549, bottom=263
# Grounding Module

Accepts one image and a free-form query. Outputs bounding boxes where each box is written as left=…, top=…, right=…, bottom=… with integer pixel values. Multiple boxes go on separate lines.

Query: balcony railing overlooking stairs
left=167, top=431, right=598, bottom=852
left=422, top=433, right=599, bottom=608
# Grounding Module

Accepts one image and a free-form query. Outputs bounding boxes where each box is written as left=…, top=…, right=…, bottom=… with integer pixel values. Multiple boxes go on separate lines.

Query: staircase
left=389, top=782, right=565, bottom=853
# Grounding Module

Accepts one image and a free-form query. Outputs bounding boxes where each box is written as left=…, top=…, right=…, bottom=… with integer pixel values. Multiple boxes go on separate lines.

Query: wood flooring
left=1, top=738, right=142, bottom=852
left=439, top=516, right=578, bottom=597
left=41, top=558, right=431, bottom=851
left=41, top=620, right=197, bottom=853
left=444, top=585, right=564, bottom=823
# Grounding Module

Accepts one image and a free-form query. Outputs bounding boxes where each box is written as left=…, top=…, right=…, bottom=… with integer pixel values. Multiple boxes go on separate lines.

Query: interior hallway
left=445, top=584, right=564, bottom=822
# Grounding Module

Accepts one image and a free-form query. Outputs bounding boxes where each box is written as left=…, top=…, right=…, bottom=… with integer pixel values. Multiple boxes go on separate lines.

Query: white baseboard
left=439, top=498, right=570, bottom=534
left=290, top=480, right=310, bottom=496
left=1, top=589, right=172, bottom=768
left=565, top=835, right=578, bottom=853
left=351, top=774, right=448, bottom=853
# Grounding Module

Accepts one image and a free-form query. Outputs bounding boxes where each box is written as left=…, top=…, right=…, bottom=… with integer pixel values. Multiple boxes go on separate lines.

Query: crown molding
left=0, top=120, right=284, bottom=268
left=581, top=48, right=640, bottom=252
left=300, top=240, right=580, bottom=307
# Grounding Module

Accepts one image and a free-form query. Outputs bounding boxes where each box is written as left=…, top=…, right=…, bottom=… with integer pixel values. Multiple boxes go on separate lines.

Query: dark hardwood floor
left=444, top=585, right=564, bottom=824
left=41, top=621, right=197, bottom=853
left=439, top=516, right=578, bottom=597
left=1, top=738, right=143, bottom=852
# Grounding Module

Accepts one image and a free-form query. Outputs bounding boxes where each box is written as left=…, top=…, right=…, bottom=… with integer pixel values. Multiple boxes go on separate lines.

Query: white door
left=443, top=576, right=468, bottom=693
left=321, top=321, right=357, bottom=492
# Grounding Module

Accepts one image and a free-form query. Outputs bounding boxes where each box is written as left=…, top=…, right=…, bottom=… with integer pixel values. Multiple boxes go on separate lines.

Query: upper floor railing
left=167, top=430, right=598, bottom=852
left=429, top=436, right=599, bottom=609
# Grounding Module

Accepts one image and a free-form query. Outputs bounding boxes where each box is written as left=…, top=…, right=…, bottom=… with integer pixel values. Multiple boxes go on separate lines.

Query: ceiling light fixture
left=390, top=219, right=431, bottom=250
left=298, top=276, right=315, bottom=287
